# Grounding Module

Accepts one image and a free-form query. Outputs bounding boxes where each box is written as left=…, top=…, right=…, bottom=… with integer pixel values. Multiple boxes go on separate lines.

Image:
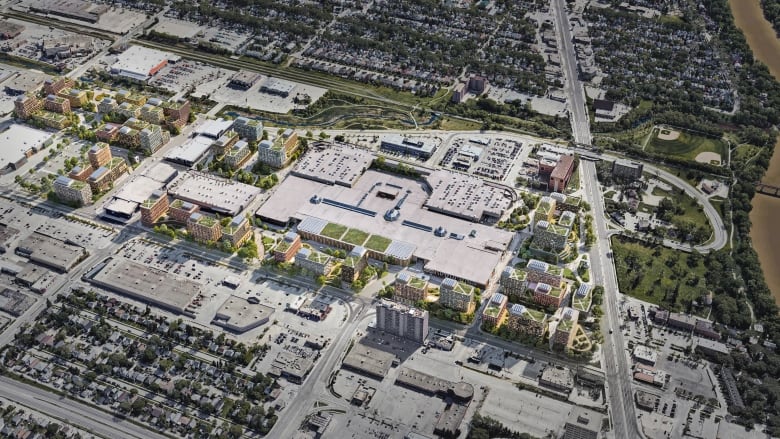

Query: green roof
left=558, top=318, right=574, bottom=332
left=197, top=215, right=217, bottom=227
left=507, top=268, right=527, bottom=281
left=546, top=223, right=569, bottom=236
left=321, top=223, right=347, bottom=240
left=275, top=240, right=291, bottom=253
left=307, top=251, right=331, bottom=264
left=344, top=255, right=361, bottom=267
left=342, top=228, right=369, bottom=246
left=572, top=290, right=593, bottom=312
left=548, top=286, right=564, bottom=298
left=107, top=157, right=125, bottom=170
left=484, top=304, right=502, bottom=317
left=526, top=308, right=546, bottom=321
left=408, top=276, right=427, bottom=290
left=364, top=234, right=391, bottom=252
left=452, top=282, right=475, bottom=296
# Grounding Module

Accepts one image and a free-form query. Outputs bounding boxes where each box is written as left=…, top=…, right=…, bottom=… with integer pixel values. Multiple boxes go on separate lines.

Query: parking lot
left=149, top=61, right=229, bottom=94
left=209, top=75, right=327, bottom=114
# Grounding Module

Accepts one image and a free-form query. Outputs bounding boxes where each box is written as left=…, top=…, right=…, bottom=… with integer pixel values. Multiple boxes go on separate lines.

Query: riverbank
left=729, top=0, right=780, bottom=305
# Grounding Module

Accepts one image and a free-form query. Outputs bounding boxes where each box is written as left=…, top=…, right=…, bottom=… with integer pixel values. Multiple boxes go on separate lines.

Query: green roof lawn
left=321, top=223, right=347, bottom=240
left=342, top=228, right=369, bottom=246
left=526, top=308, right=546, bottom=321
left=408, top=276, right=427, bottom=289
left=365, top=234, right=392, bottom=252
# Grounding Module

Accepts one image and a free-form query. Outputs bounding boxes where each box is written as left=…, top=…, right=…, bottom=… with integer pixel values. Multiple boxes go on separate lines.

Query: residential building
left=551, top=192, right=582, bottom=213
left=571, top=284, right=593, bottom=317
left=612, top=159, right=643, bottom=181
left=32, top=111, right=70, bottom=129
left=53, top=175, right=92, bottom=206
left=187, top=212, right=222, bottom=243
left=168, top=199, right=199, bottom=223
left=88, top=142, right=111, bottom=168
left=439, top=278, right=475, bottom=313
left=43, top=77, right=74, bottom=96
left=160, top=98, right=190, bottom=129
left=549, top=155, right=575, bottom=192
left=140, top=190, right=169, bottom=227
left=506, top=304, right=547, bottom=338
left=65, top=89, right=87, bottom=108
left=115, top=89, right=147, bottom=106
left=13, top=95, right=41, bottom=119
left=694, top=320, right=721, bottom=340
left=97, top=97, right=117, bottom=114
left=526, top=259, right=564, bottom=288
left=532, top=282, right=568, bottom=308
left=533, top=196, right=556, bottom=225
left=139, top=103, right=164, bottom=124
left=467, top=75, right=489, bottom=94
left=550, top=307, right=579, bottom=350
left=117, top=126, right=140, bottom=148
left=695, top=339, right=729, bottom=357
left=451, top=82, right=466, bottom=103
left=273, top=232, right=302, bottom=262
left=68, top=165, right=93, bottom=182
left=482, top=292, right=508, bottom=327
left=563, top=406, right=603, bottom=439
left=224, top=140, right=252, bottom=169
left=221, top=215, right=252, bottom=248
left=341, top=246, right=368, bottom=283
left=140, top=125, right=166, bottom=154
left=211, top=130, right=239, bottom=156
left=96, top=123, right=120, bottom=142
left=257, top=129, right=298, bottom=168
left=87, top=157, right=127, bottom=192
left=294, top=248, right=334, bottom=276
left=43, top=94, right=70, bottom=114
left=232, top=116, right=263, bottom=141
left=533, top=220, right=569, bottom=251
left=500, top=267, right=528, bottom=301
left=116, top=102, right=139, bottom=120
left=394, top=272, right=428, bottom=303
left=375, top=299, right=429, bottom=344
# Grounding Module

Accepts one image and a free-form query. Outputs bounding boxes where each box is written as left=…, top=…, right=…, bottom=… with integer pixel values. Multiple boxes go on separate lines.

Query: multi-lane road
left=552, top=0, right=641, bottom=437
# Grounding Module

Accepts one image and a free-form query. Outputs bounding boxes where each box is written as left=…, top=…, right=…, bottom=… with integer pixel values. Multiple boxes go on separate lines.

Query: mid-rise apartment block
left=88, top=142, right=112, bottom=168
left=394, top=272, right=428, bottom=303
left=294, top=248, right=334, bottom=276
left=53, top=175, right=92, bottom=206
left=168, top=199, right=199, bottom=223
left=526, top=259, right=564, bottom=288
left=482, top=292, right=508, bottom=327
left=532, top=282, right=568, bottom=308
left=187, top=212, right=222, bottom=243
left=257, top=129, right=298, bottom=168
left=500, top=267, right=528, bottom=301
left=14, top=95, right=42, bottom=119
left=274, top=231, right=302, bottom=262
left=232, top=116, right=263, bottom=141
left=140, top=190, right=169, bottom=227
left=550, top=307, right=579, bottom=350
left=222, top=215, right=252, bottom=248
left=212, top=130, right=239, bottom=156
left=439, top=278, right=476, bottom=313
left=341, top=246, right=368, bottom=283
left=224, top=140, right=252, bottom=170
left=376, top=299, right=429, bottom=343
left=506, top=304, right=547, bottom=338
left=43, top=94, right=70, bottom=114
left=140, top=103, right=164, bottom=124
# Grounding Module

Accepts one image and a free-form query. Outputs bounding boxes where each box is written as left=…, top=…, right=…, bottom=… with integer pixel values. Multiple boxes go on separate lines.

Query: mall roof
left=111, top=45, right=176, bottom=80
left=168, top=170, right=261, bottom=216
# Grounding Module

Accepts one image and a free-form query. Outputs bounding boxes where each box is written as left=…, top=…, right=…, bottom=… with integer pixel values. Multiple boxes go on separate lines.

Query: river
left=729, top=0, right=780, bottom=304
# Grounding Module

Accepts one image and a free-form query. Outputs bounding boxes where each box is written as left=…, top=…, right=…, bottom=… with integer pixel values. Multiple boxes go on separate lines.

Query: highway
left=551, top=0, right=640, bottom=437
left=0, top=376, right=170, bottom=439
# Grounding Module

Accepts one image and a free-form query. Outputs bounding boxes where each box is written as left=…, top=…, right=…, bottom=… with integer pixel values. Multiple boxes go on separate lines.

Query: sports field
left=645, top=127, right=726, bottom=165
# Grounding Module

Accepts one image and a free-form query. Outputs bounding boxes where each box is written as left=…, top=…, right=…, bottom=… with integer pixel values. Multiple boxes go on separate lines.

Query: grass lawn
left=732, top=144, right=762, bottom=168
left=645, top=128, right=727, bottom=163
left=321, top=223, right=347, bottom=240
left=342, top=228, right=369, bottom=246
left=651, top=185, right=710, bottom=235
left=610, top=236, right=707, bottom=310
left=364, top=235, right=392, bottom=252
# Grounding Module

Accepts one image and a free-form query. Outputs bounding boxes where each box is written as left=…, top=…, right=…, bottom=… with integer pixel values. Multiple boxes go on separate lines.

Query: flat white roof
left=0, top=125, right=51, bottom=169
left=111, top=45, right=174, bottom=80
left=195, top=118, right=233, bottom=139
left=112, top=175, right=164, bottom=204
left=168, top=170, right=261, bottom=215
left=164, top=135, right=213, bottom=165
left=105, top=198, right=138, bottom=216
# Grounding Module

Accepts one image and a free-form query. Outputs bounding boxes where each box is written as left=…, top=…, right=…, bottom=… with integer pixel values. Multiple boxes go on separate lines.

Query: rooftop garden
left=452, top=281, right=475, bottom=296
left=525, top=308, right=546, bottom=322
left=557, top=318, right=574, bottom=332
left=364, top=234, right=392, bottom=252
left=320, top=222, right=347, bottom=240
left=307, top=251, right=331, bottom=264
left=196, top=215, right=217, bottom=227
left=408, top=276, right=427, bottom=290
left=342, top=228, right=369, bottom=246
left=484, top=304, right=502, bottom=317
